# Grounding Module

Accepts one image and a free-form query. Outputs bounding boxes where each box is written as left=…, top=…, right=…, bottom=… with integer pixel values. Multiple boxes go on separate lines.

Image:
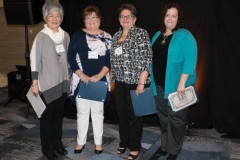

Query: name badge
left=88, top=51, right=98, bottom=59
left=114, top=47, right=122, bottom=55
left=55, top=44, right=65, bottom=53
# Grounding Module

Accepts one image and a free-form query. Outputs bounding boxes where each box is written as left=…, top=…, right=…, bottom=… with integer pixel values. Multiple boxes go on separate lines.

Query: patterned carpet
left=0, top=86, right=240, bottom=160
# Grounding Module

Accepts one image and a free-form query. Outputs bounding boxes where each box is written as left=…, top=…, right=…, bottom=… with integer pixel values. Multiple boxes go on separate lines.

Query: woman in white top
left=30, top=2, right=70, bottom=160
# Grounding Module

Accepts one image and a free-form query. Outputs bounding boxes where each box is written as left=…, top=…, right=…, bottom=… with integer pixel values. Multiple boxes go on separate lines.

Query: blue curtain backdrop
left=60, top=0, right=240, bottom=136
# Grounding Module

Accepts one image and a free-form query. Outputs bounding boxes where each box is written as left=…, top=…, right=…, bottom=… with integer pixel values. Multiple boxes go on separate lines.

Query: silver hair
left=42, top=2, right=64, bottom=22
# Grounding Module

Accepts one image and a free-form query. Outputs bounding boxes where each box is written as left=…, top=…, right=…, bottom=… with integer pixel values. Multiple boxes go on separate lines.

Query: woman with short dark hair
left=68, top=5, right=112, bottom=155
left=110, top=3, right=152, bottom=160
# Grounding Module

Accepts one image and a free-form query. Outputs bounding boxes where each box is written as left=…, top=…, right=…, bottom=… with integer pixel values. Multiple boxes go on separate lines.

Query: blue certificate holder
left=130, top=88, right=157, bottom=116
left=78, top=80, right=108, bottom=102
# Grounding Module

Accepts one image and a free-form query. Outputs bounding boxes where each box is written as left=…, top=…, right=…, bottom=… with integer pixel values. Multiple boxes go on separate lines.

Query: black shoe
left=74, top=145, right=85, bottom=154
left=127, top=151, right=139, bottom=160
left=156, top=147, right=167, bottom=156
left=167, top=154, right=178, bottom=160
left=95, top=149, right=103, bottom=154
left=56, top=148, right=68, bottom=155
left=117, top=147, right=127, bottom=155
left=44, top=153, right=58, bottom=160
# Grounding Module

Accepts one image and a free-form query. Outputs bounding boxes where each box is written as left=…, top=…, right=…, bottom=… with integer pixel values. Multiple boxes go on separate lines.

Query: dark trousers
left=115, top=81, right=144, bottom=151
left=155, top=85, right=188, bottom=155
left=40, top=93, right=67, bottom=155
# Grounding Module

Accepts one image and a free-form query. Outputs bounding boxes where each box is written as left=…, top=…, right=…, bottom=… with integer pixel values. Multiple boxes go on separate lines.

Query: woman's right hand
left=31, top=84, right=39, bottom=96
left=80, top=73, right=90, bottom=84
left=136, top=84, right=145, bottom=95
left=75, top=70, right=89, bottom=84
left=31, top=80, right=39, bottom=96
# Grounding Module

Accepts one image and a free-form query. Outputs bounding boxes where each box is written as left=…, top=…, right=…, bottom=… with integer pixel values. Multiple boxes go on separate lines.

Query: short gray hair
left=42, top=2, right=64, bottom=22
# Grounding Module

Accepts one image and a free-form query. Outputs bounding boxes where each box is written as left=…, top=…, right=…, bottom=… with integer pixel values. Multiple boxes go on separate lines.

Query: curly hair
left=158, top=3, right=185, bottom=33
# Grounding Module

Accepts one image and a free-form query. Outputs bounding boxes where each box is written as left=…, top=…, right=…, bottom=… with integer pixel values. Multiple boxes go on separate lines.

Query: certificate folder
left=168, top=85, right=198, bottom=112
left=26, top=89, right=46, bottom=118
left=130, top=88, right=157, bottom=116
left=78, top=80, right=108, bottom=102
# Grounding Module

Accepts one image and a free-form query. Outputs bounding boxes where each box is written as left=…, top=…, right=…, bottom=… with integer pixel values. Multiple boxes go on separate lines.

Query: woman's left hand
left=177, top=74, right=188, bottom=94
left=90, top=74, right=101, bottom=83
left=177, top=83, right=185, bottom=94
left=136, top=84, right=145, bottom=95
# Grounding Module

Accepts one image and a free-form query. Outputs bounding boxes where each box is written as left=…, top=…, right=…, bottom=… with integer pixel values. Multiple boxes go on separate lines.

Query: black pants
left=155, top=85, right=188, bottom=155
left=40, top=93, right=67, bottom=155
left=115, top=81, right=149, bottom=151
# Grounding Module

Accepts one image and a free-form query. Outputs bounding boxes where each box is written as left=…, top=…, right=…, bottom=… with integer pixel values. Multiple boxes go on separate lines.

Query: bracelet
left=31, top=83, right=38, bottom=87
left=138, top=82, right=145, bottom=85
left=98, top=73, right=102, bottom=79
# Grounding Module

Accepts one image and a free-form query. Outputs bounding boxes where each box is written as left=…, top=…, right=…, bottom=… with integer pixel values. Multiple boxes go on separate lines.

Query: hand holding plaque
left=168, top=86, right=198, bottom=112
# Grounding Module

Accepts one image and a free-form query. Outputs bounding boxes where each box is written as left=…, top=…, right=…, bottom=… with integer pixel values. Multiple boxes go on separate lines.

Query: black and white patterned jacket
left=110, top=26, right=152, bottom=84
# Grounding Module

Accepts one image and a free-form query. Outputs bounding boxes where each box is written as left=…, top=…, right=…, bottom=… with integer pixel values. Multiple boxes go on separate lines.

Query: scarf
left=40, top=24, right=65, bottom=44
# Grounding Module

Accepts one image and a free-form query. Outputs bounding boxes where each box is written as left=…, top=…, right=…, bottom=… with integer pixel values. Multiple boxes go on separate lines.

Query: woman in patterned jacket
left=110, top=4, right=152, bottom=160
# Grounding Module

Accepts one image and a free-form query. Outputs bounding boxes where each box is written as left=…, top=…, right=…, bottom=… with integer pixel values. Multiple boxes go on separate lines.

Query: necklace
left=161, top=35, right=169, bottom=44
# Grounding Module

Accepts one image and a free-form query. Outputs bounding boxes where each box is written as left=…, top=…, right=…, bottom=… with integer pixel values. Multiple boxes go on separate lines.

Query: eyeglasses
left=119, top=15, right=134, bottom=20
left=85, top=16, right=99, bottom=20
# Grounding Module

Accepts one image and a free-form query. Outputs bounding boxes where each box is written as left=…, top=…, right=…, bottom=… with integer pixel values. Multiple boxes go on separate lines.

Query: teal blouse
left=150, top=29, right=198, bottom=99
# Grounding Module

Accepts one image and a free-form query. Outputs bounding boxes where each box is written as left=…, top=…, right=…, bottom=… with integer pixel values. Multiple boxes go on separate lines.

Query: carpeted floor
left=0, top=86, right=240, bottom=160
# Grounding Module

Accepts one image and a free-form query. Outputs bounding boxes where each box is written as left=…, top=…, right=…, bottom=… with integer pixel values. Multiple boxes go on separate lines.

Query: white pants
left=75, top=97, right=104, bottom=145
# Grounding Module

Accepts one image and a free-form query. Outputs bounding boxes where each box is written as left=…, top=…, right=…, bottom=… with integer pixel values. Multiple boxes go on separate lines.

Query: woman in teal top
left=150, top=3, right=197, bottom=160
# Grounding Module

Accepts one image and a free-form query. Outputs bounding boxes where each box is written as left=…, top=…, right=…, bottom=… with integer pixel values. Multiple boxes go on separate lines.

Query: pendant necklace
left=161, top=35, right=169, bottom=44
